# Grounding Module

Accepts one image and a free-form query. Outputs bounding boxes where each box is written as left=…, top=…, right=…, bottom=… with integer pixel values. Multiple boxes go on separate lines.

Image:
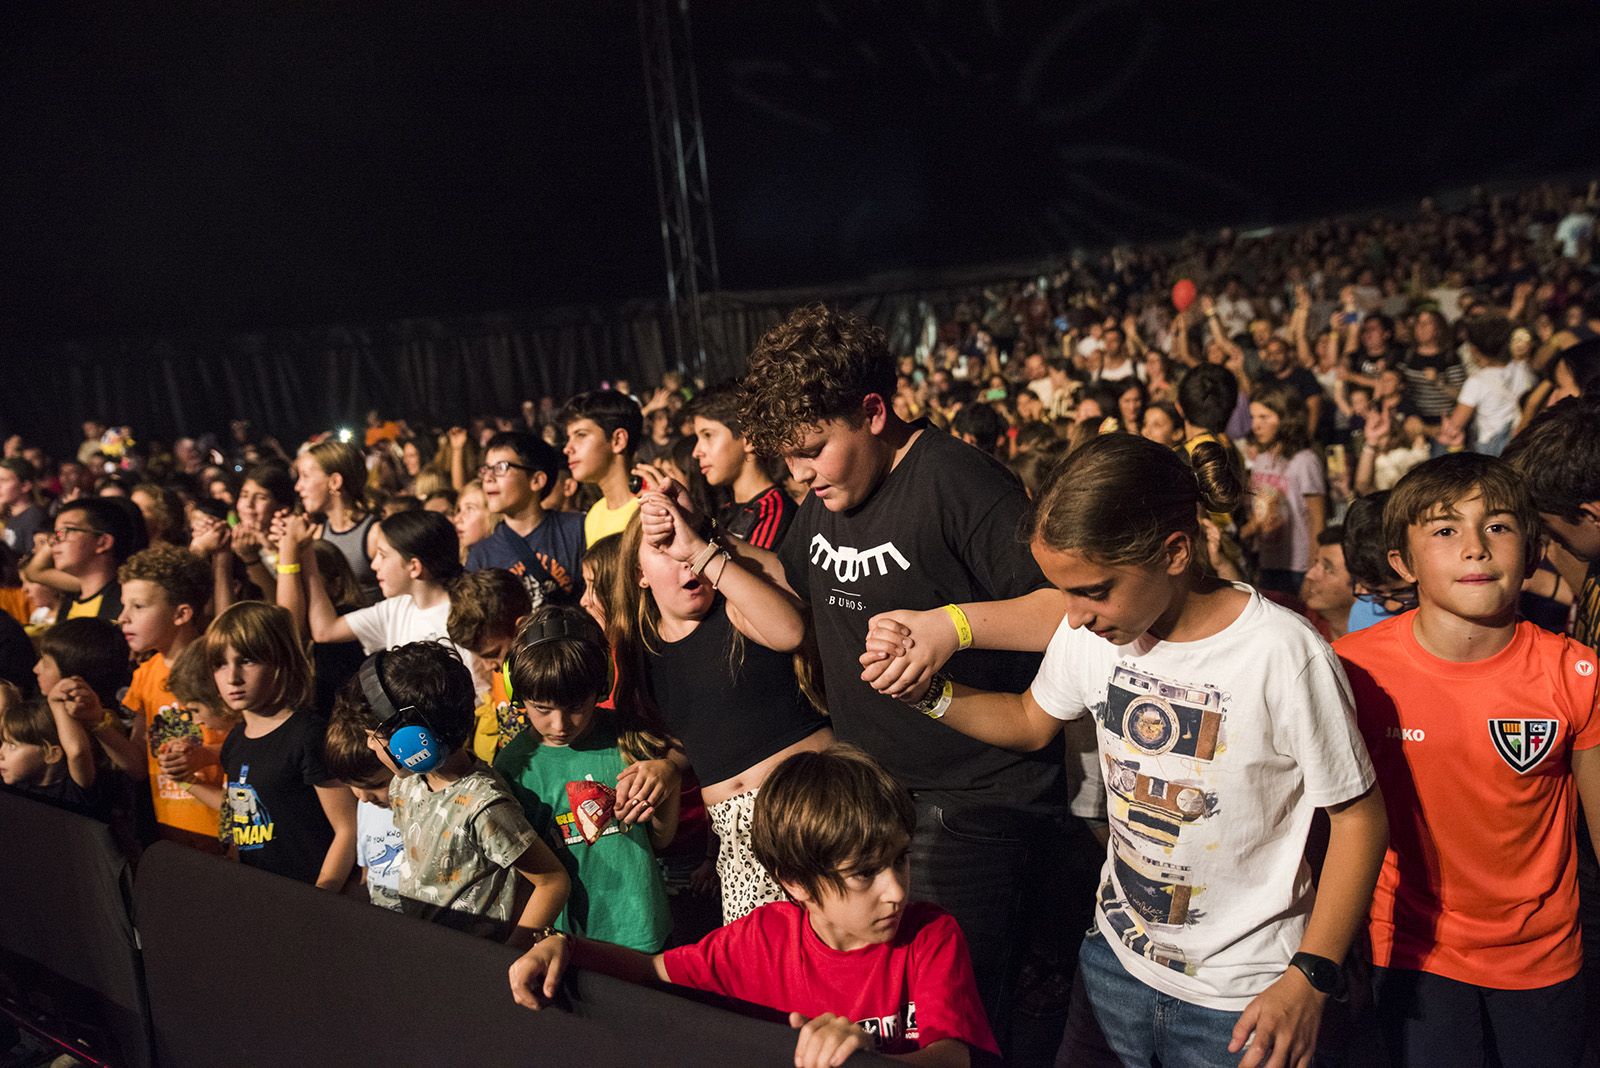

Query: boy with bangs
left=493, top=605, right=678, bottom=953
left=559, top=390, right=644, bottom=547
left=358, top=642, right=570, bottom=942
left=1336, top=453, right=1600, bottom=1066
left=323, top=677, right=404, bottom=911
left=509, top=744, right=998, bottom=1068
left=115, top=544, right=223, bottom=851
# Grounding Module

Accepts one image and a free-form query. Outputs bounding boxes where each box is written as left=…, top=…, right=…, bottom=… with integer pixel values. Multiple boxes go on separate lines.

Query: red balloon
left=1171, top=278, right=1197, bottom=312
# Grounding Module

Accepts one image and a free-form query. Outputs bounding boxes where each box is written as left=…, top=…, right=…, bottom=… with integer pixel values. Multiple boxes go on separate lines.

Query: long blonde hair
left=608, top=513, right=744, bottom=726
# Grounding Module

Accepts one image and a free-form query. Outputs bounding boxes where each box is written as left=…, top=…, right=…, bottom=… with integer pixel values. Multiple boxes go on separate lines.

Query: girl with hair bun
left=862, top=434, right=1387, bottom=1068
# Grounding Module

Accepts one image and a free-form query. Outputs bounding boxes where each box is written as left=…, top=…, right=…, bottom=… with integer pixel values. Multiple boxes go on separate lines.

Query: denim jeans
left=1060, top=928, right=1243, bottom=1068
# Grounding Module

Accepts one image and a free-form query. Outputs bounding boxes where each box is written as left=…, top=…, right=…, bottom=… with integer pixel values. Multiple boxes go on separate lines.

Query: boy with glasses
left=465, top=432, right=585, bottom=607
left=27, top=499, right=137, bottom=623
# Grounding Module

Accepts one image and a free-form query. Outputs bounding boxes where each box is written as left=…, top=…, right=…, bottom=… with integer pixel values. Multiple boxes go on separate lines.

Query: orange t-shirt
left=126, top=651, right=230, bottom=839
left=1337, top=614, right=1600, bottom=989
left=0, top=586, right=29, bottom=627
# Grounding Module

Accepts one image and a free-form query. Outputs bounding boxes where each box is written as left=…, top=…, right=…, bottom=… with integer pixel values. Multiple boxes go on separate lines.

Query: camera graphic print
left=1097, top=664, right=1226, bottom=975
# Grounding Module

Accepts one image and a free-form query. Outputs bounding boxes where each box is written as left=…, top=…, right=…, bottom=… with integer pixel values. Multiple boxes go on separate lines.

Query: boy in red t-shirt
left=1336, top=453, right=1600, bottom=1066
left=509, top=744, right=998, bottom=1067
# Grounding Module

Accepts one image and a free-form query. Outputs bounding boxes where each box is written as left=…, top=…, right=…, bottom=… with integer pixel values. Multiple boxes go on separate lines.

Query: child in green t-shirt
left=494, top=604, right=680, bottom=952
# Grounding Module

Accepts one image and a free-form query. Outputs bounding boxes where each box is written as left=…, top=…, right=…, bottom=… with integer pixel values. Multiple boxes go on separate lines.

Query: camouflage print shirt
left=389, top=759, right=540, bottom=941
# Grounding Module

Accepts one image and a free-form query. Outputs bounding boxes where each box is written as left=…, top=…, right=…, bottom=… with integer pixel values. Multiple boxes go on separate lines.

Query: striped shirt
left=718, top=484, right=796, bottom=550
left=1399, top=349, right=1468, bottom=420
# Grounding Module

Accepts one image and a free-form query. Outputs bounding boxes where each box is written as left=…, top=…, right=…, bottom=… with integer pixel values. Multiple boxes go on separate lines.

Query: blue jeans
left=1060, top=929, right=1243, bottom=1068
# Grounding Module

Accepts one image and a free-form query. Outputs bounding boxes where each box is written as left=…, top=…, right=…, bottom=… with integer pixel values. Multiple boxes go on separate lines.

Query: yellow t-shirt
left=584, top=495, right=640, bottom=548
left=126, top=652, right=229, bottom=839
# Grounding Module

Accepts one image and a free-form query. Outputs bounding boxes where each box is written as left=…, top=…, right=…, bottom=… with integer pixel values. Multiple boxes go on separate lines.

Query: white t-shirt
left=1458, top=361, right=1535, bottom=448
left=356, top=800, right=404, bottom=911
left=343, top=594, right=489, bottom=696
left=1030, top=587, right=1374, bottom=1010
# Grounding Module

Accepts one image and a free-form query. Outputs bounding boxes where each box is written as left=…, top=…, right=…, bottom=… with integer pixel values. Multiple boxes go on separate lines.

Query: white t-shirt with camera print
left=1030, top=584, right=1374, bottom=1011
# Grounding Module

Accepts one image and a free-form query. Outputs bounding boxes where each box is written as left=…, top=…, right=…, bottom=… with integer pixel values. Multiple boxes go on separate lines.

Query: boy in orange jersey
left=1336, top=453, right=1600, bottom=1066
left=117, top=545, right=225, bottom=852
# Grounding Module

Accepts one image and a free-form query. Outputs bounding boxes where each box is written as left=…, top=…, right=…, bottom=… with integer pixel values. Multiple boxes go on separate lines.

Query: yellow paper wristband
left=942, top=604, right=973, bottom=651
left=275, top=563, right=302, bottom=575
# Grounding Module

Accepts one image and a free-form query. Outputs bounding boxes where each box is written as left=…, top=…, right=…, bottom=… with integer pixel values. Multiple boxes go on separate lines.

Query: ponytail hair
left=1030, top=434, right=1243, bottom=567
left=379, top=510, right=463, bottom=585
left=306, top=440, right=369, bottom=515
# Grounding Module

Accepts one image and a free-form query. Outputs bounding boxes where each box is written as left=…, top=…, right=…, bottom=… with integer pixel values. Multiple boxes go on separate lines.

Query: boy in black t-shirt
left=685, top=304, right=1081, bottom=1051
left=685, top=383, right=796, bottom=551
left=28, top=499, right=137, bottom=623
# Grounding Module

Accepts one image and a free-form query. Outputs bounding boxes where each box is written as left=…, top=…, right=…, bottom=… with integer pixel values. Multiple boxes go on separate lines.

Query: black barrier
left=0, top=789, right=151, bottom=1068
left=134, top=844, right=890, bottom=1067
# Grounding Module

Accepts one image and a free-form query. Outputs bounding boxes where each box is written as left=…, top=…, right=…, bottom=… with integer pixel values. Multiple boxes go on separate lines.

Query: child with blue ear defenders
left=363, top=641, right=570, bottom=944
left=493, top=605, right=680, bottom=952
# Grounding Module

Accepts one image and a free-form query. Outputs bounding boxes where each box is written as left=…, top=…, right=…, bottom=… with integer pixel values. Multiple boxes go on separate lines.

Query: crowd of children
left=4, top=182, right=1600, bottom=1068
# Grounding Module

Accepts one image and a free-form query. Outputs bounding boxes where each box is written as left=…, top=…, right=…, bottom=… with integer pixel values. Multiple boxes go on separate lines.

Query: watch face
left=1308, top=959, right=1338, bottom=988
left=1295, top=954, right=1340, bottom=993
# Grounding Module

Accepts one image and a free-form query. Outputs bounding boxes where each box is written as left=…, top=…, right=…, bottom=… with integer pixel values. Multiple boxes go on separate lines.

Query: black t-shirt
left=2, top=504, right=48, bottom=556
left=718, top=484, right=796, bottom=551
left=220, top=712, right=335, bottom=884
left=3, top=772, right=108, bottom=821
left=778, top=424, right=1065, bottom=812
left=0, top=610, right=37, bottom=696
left=56, top=580, right=122, bottom=625
left=647, top=597, right=828, bottom=785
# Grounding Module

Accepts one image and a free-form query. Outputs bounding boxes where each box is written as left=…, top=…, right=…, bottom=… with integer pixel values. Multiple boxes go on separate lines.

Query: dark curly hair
left=738, top=304, right=896, bottom=457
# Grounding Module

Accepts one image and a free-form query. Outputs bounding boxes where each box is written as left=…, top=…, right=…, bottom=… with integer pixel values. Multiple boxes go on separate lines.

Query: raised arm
left=45, top=678, right=98, bottom=789
left=274, top=513, right=354, bottom=645
left=22, top=532, right=81, bottom=595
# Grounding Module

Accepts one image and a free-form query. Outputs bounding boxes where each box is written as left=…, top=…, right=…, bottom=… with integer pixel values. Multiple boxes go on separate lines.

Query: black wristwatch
left=1289, top=952, right=1346, bottom=1000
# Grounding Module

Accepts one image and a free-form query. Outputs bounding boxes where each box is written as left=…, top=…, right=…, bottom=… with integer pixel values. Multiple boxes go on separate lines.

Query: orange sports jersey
left=125, top=651, right=230, bottom=839
left=1336, top=614, right=1600, bottom=989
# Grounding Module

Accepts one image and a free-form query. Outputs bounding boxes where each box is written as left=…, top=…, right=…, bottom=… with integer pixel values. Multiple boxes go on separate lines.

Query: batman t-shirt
left=778, top=424, right=1063, bottom=812
left=220, top=712, right=336, bottom=884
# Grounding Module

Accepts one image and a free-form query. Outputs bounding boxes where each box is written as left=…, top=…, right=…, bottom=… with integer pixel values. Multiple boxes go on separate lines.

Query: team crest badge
left=1487, top=719, right=1560, bottom=773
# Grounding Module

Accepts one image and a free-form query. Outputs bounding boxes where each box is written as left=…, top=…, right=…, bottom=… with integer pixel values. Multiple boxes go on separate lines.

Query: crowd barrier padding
left=134, top=842, right=890, bottom=1067
left=0, top=789, right=150, bottom=1067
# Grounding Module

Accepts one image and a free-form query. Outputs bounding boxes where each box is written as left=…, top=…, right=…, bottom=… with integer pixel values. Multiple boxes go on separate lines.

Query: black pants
left=909, top=797, right=1080, bottom=1061
left=1371, top=965, right=1585, bottom=1068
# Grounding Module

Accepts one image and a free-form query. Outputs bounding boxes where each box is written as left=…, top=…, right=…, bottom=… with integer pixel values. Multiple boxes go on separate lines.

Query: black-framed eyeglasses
left=477, top=460, right=536, bottom=480
left=50, top=526, right=100, bottom=543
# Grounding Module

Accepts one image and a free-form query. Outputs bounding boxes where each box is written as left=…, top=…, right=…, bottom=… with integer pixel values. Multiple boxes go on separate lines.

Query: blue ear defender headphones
left=360, top=651, right=445, bottom=774
left=501, top=611, right=613, bottom=706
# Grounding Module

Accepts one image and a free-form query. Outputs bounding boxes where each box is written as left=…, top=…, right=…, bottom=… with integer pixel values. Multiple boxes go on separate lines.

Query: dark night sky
left=4, top=1, right=1600, bottom=344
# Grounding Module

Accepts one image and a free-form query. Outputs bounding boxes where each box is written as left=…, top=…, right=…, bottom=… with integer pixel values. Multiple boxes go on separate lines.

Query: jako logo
left=810, top=534, right=911, bottom=584
left=1386, top=727, right=1425, bottom=742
